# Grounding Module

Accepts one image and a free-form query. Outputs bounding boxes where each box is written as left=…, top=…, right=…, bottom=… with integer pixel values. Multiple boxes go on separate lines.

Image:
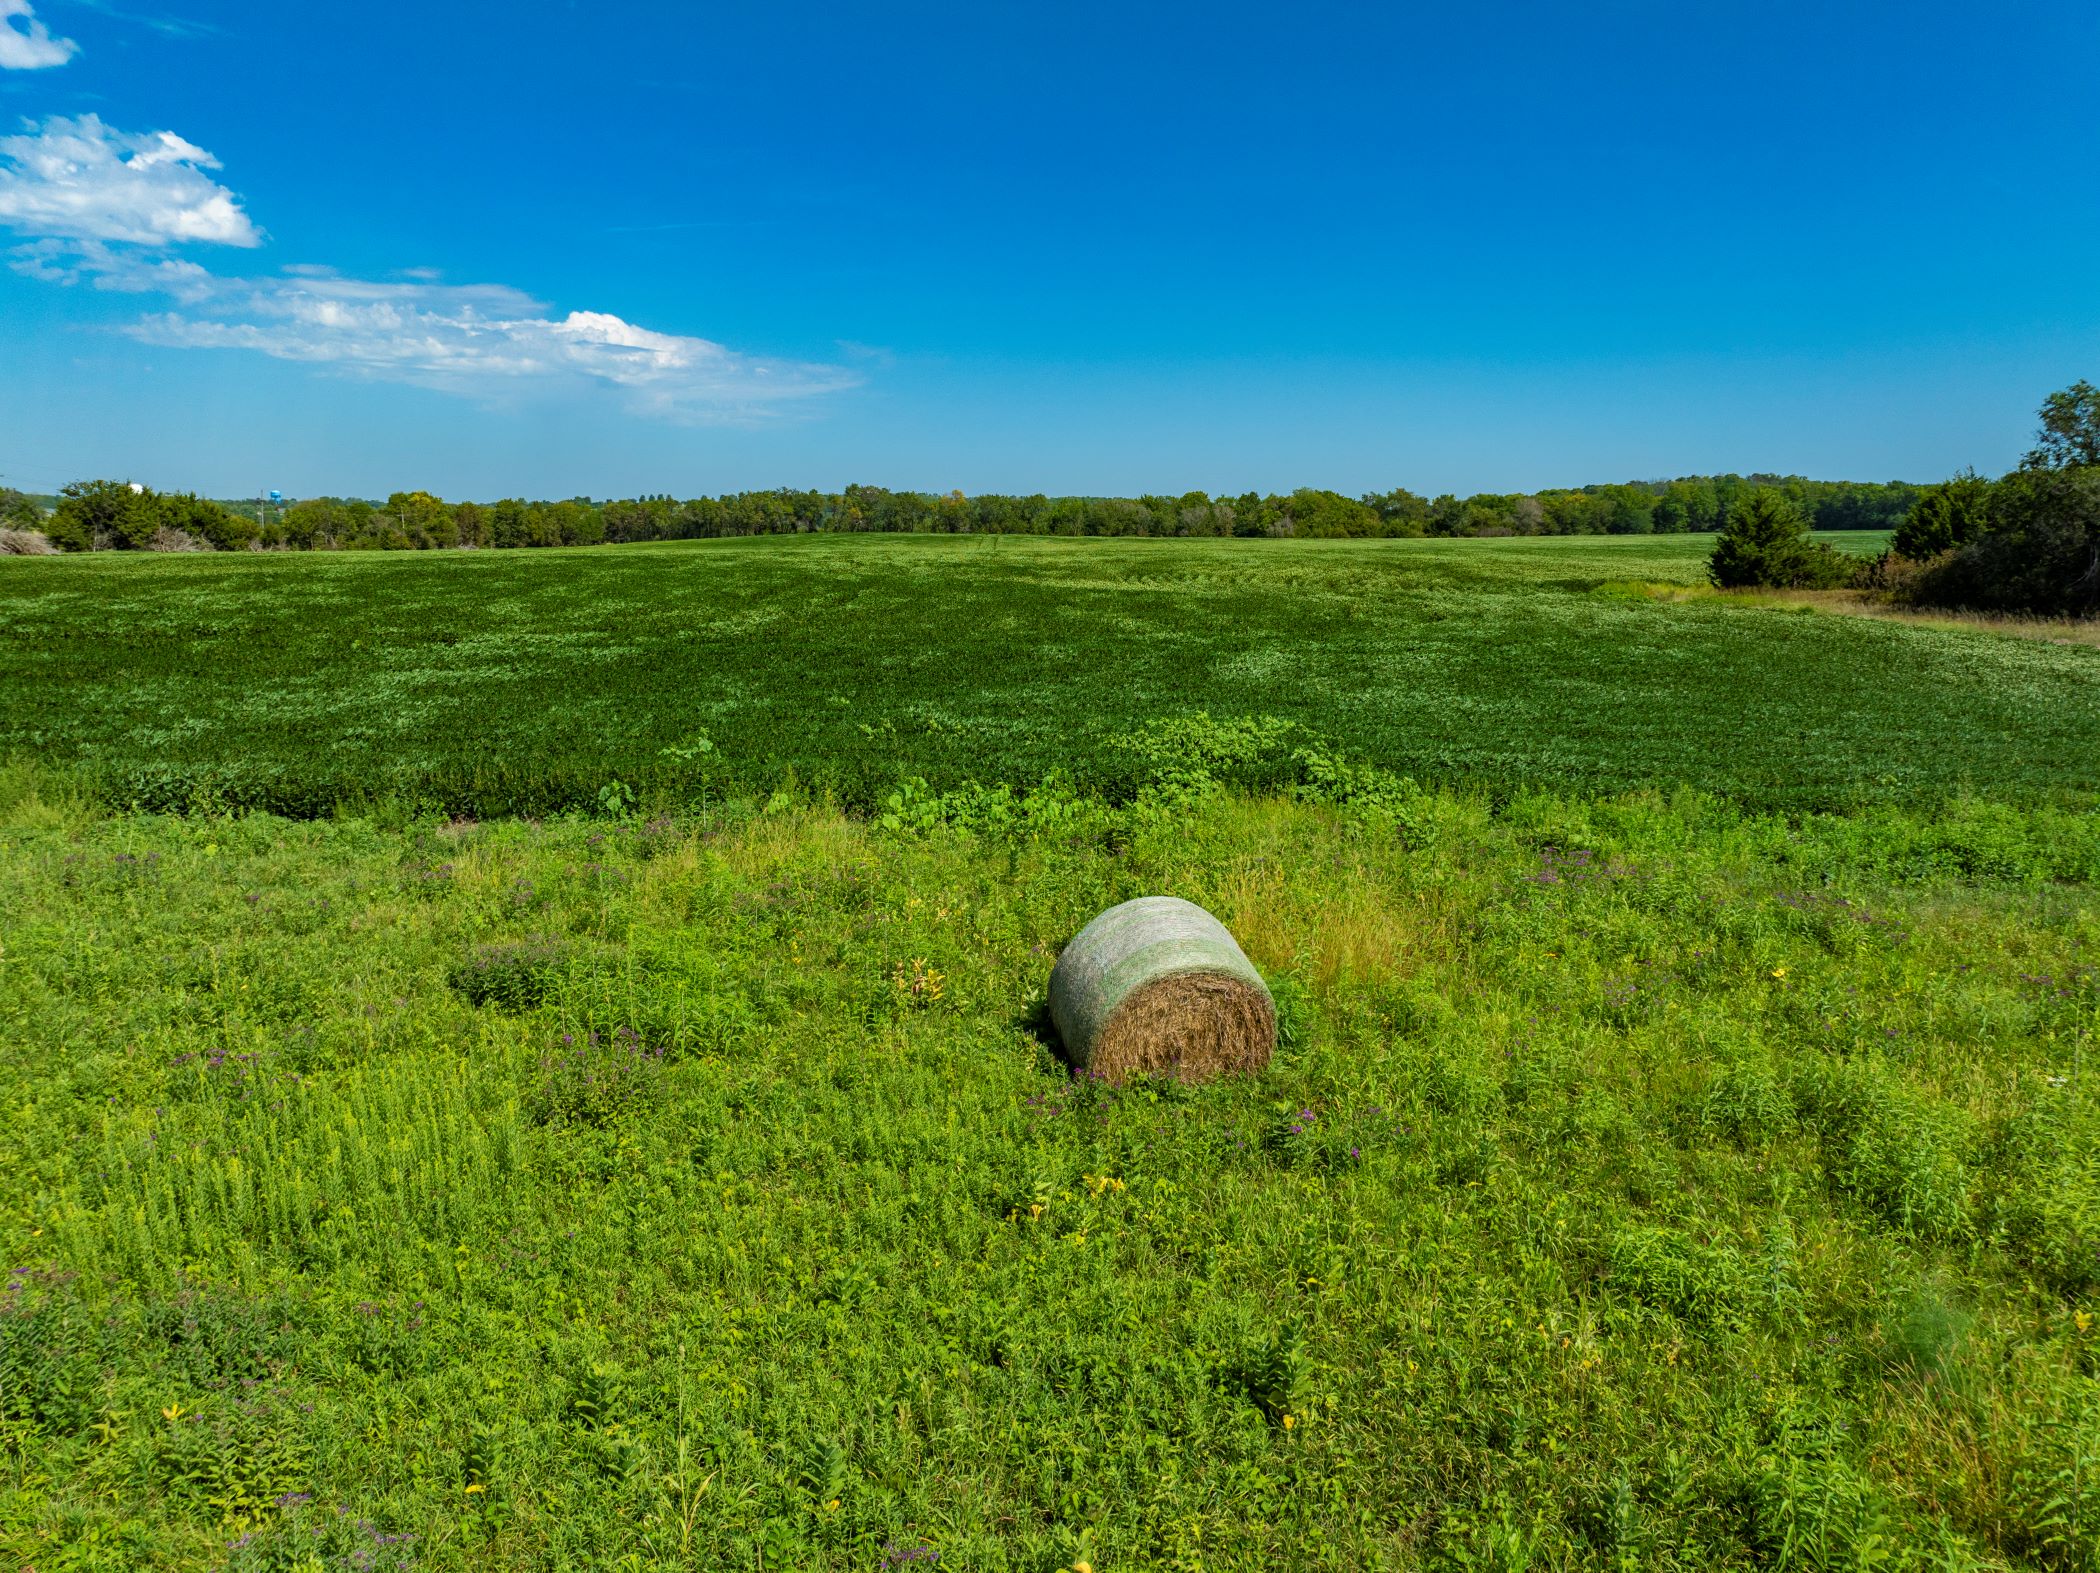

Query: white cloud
left=9, top=233, right=217, bottom=296
left=0, top=0, right=76, bottom=69
left=0, top=114, right=258, bottom=246
left=123, top=273, right=860, bottom=419
left=4, top=113, right=859, bottom=422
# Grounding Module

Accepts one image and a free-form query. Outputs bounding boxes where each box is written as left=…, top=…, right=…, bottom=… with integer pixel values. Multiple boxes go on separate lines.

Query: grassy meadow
left=3, top=532, right=2093, bottom=818
left=1, top=533, right=2098, bottom=1570
left=1, top=770, right=2097, bottom=1570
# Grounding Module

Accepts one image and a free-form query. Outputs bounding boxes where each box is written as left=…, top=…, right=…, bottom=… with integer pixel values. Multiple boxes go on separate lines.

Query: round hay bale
left=1048, top=896, right=1274, bottom=1083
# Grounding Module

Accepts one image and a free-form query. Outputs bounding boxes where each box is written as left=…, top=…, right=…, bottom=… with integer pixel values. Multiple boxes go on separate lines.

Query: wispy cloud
left=2, top=113, right=862, bottom=422
left=60, top=0, right=223, bottom=41
left=126, top=272, right=862, bottom=418
left=0, top=0, right=77, bottom=69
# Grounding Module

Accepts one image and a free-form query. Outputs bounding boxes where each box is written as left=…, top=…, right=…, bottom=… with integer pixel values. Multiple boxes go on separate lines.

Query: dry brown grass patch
left=1601, top=579, right=2100, bottom=648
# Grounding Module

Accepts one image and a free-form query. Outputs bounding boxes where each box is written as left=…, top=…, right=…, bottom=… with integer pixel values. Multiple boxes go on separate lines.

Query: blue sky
left=1, top=1, right=2095, bottom=501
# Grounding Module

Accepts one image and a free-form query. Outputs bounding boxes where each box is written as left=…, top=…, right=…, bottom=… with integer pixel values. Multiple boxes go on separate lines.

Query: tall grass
left=1, top=778, right=2094, bottom=1568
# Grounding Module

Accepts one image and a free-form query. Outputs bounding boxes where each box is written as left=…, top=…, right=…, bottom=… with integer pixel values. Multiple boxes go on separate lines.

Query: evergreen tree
left=1892, top=471, right=1991, bottom=560
left=49, top=479, right=160, bottom=551
left=1709, top=488, right=1850, bottom=588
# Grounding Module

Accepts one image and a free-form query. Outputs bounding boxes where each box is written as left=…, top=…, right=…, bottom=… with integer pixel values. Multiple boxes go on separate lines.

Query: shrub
left=1703, top=1059, right=1794, bottom=1147
left=161, top=491, right=258, bottom=551
left=0, top=528, right=59, bottom=555
left=1973, top=1107, right=2100, bottom=1294
left=1110, top=711, right=1300, bottom=797
left=1747, top=1414, right=1915, bottom=1567
left=1904, top=382, right=2100, bottom=614
left=1848, top=548, right=1935, bottom=597
left=1210, top=1321, right=1300, bottom=1422
left=0, top=487, right=41, bottom=527
left=1916, top=466, right=2100, bottom=616
left=51, top=478, right=161, bottom=552
left=42, top=483, right=261, bottom=553
left=1893, top=472, right=1991, bottom=560
left=530, top=1024, right=665, bottom=1125
left=226, top=1503, right=417, bottom=1573
left=447, top=936, right=569, bottom=1011
left=1881, top=1287, right=1970, bottom=1376
left=1708, top=488, right=1854, bottom=589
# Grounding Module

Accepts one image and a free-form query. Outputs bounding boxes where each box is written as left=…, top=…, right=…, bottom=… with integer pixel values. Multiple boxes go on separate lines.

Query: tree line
left=1709, top=382, right=2099, bottom=616
left=3, top=473, right=1924, bottom=555
left=11, top=385, right=2091, bottom=615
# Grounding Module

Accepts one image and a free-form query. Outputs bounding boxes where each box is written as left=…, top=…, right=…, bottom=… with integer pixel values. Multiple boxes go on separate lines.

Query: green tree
left=1536, top=489, right=1603, bottom=534
left=1594, top=484, right=1656, bottom=535
left=281, top=497, right=352, bottom=550
left=2023, top=379, right=2100, bottom=471
left=0, top=487, right=40, bottom=528
left=1811, top=480, right=1917, bottom=532
left=1362, top=487, right=1430, bottom=536
left=1925, top=467, right=2100, bottom=614
left=1278, top=488, right=1380, bottom=538
left=1892, top=472, right=1990, bottom=560
left=545, top=498, right=605, bottom=546
left=1671, top=479, right=1723, bottom=533
left=452, top=500, right=489, bottom=548
left=161, top=492, right=257, bottom=551
left=1708, top=488, right=1850, bottom=588
left=50, top=480, right=160, bottom=551
left=488, top=499, right=529, bottom=549
left=386, top=490, right=455, bottom=549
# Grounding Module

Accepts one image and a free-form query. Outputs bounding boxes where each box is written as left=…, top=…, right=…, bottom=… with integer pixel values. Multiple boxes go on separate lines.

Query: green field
left=2, top=772, right=2097, bottom=1570
left=4, top=532, right=2092, bottom=817
left=3, top=534, right=2099, bottom=1570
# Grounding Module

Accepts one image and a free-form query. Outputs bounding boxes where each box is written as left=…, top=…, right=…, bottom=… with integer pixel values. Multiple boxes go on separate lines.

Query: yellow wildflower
left=892, top=957, right=946, bottom=1006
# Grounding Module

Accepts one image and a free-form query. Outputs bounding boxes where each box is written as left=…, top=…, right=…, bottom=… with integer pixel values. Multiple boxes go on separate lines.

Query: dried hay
left=1048, top=895, right=1275, bottom=1084
left=1086, top=969, right=1275, bottom=1083
left=0, top=529, right=58, bottom=556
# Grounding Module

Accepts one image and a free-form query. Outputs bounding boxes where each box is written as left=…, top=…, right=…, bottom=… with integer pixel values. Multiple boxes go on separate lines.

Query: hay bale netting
left=1047, top=896, right=1275, bottom=1083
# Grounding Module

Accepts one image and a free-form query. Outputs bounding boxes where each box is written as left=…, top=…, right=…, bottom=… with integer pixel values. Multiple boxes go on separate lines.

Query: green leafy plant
left=447, top=935, right=570, bottom=1010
